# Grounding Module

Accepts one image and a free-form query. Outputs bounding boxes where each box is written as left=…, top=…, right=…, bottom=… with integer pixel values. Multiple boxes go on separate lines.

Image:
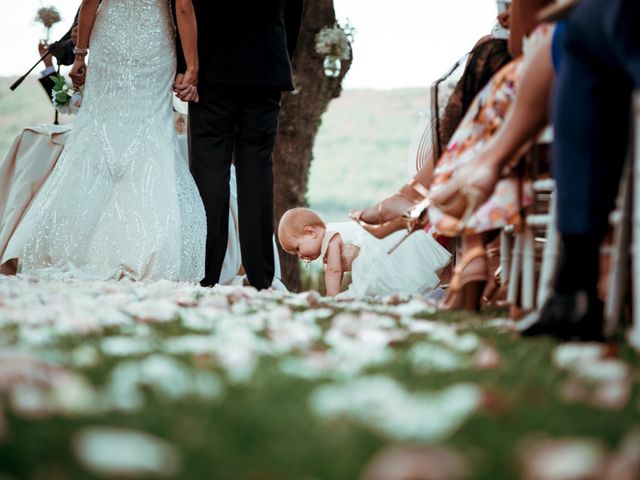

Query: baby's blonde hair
left=278, top=208, right=325, bottom=253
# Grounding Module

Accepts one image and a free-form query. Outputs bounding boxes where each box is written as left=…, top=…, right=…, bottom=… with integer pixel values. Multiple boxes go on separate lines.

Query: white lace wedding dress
left=17, top=0, right=206, bottom=282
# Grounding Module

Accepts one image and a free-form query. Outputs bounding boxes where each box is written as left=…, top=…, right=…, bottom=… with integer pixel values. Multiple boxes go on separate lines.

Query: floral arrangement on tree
left=314, top=21, right=354, bottom=61
left=51, top=74, right=83, bottom=115
left=314, top=21, right=355, bottom=78
left=34, top=6, right=62, bottom=42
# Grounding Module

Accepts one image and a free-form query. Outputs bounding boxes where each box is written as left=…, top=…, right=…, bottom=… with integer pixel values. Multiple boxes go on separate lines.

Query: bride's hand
left=69, top=58, right=87, bottom=89
left=174, top=68, right=199, bottom=103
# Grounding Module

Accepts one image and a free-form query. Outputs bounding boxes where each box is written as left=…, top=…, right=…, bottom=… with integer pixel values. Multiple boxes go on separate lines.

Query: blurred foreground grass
left=0, top=277, right=638, bottom=480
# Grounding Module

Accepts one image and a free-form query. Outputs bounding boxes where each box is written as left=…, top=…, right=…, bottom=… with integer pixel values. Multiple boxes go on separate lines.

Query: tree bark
left=273, top=0, right=352, bottom=292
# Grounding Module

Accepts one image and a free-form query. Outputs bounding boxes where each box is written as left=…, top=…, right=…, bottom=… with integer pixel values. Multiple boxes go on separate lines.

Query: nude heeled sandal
left=438, top=246, right=488, bottom=311
left=429, top=166, right=499, bottom=234
left=350, top=179, right=431, bottom=252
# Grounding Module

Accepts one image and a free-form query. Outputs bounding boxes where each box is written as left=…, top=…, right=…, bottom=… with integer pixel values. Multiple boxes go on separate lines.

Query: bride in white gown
left=11, top=0, right=206, bottom=282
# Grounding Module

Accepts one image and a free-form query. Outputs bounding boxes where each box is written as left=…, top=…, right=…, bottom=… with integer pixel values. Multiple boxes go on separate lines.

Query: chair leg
left=605, top=156, right=633, bottom=337
left=521, top=225, right=536, bottom=311
left=500, top=230, right=512, bottom=287
left=537, top=193, right=559, bottom=309
left=507, top=233, right=523, bottom=307
left=630, top=92, right=640, bottom=350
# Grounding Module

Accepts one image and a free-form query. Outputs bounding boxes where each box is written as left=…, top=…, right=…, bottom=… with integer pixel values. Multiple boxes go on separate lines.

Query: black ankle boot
left=518, top=290, right=604, bottom=342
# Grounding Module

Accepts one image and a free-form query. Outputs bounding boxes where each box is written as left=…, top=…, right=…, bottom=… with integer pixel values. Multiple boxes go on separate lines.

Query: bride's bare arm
left=69, top=0, right=100, bottom=89
left=174, top=0, right=199, bottom=103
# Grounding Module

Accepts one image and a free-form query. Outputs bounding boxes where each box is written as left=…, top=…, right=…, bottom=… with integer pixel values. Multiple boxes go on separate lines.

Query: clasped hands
left=174, top=70, right=199, bottom=103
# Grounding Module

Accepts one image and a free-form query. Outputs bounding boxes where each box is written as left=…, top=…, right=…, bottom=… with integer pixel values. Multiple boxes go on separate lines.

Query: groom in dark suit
left=175, top=0, right=304, bottom=290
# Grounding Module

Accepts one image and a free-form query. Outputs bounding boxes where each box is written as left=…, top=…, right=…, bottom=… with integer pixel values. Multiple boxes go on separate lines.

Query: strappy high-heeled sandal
left=438, top=246, right=488, bottom=311
left=350, top=179, right=431, bottom=253
left=481, top=247, right=503, bottom=306
left=429, top=166, right=499, bottom=234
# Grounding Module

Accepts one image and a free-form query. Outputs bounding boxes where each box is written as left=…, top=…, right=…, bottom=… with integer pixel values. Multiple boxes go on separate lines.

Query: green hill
left=0, top=77, right=428, bottom=221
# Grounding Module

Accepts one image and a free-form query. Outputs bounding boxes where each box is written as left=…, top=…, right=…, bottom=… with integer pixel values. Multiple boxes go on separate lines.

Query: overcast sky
left=1, top=0, right=498, bottom=89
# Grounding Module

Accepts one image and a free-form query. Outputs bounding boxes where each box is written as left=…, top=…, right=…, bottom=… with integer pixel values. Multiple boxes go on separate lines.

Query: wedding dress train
left=11, top=0, right=206, bottom=282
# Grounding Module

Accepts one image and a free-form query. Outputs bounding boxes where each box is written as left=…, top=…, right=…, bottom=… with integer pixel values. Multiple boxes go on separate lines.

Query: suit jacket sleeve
left=284, top=0, right=304, bottom=59
left=39, top=71, right=57, bottom=102
left=56, top=40, right=76, bottom=66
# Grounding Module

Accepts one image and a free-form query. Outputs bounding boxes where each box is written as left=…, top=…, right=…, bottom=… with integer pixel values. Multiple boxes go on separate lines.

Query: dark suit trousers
left=552, top=0, right=640, bottom=237
left=189, top=84, right=281, bottom=289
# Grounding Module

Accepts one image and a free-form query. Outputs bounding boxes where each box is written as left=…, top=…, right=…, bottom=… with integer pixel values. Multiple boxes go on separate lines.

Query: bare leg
left=464, top=35, right=554, bottom=180
left=430, top=34, right=554, bottom=220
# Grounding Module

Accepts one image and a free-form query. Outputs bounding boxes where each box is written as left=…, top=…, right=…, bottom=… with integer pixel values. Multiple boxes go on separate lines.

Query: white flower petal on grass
left=552, top=343, right=607, bottom=370
left=73, top=427, right=181, bottom=478
left=267, top=320, right=322, bottom=353
left=519, top=437, right=607, bottom=480
left=123, top=300, right=179, bottom=323
left=309, top=376, right=481, bottom=442
left=361, top=445, right=469, bottom=480
left=163, top=335, right=217, bottom=355
left=590, top=379, right=632, bottom=411
left=294, top=308, right=334, bottom=324
left=18, top=326, right=54, bottom=347
left=9, top=383, right=53, bottom=418
left=402, top=318, right=441, bottom=334
left=179, top=309, right=218, bottom=332
left=410, top=343, right=467, bottom=373
left=51, top=374, right=103, bottom=415
left=107, top=355, right=224, bottom=411
left=428, top=329, right=481, bottom=353
left=552, top=343, right=632, bottom=409
left=571, top=359, right=629, bottom=384
left=101, top=336, right=154, bottom=357
left=472, top=345, right=501, bottom=370
left=385, top=299, right=435, bottom=317
left=482, top=318, right=517, bottom=331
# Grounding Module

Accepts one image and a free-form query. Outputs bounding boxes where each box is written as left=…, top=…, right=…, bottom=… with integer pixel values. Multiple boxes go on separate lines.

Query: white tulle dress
left=12, top=0, right=206, bottom=282
left=320, top=222, right=452, bottom=298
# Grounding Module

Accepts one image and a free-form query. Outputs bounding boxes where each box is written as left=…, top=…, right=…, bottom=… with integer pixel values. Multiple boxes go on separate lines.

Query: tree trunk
left=273, top=0, right=352, bottom=292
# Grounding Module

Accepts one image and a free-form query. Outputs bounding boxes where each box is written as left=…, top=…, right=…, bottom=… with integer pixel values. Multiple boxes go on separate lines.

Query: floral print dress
left=428, top=25, right=554, bottom=236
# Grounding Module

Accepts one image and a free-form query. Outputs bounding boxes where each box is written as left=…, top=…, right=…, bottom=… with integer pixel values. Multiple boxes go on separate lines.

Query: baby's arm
left=324, top=236, right=343, bottom=297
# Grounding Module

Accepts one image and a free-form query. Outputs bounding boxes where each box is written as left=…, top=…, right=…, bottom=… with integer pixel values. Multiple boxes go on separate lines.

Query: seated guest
left=521, top=0, right=640, bottom=341
left=352, top=0, right=554, bottom=310
left=437, top=0, right=514, bottom=155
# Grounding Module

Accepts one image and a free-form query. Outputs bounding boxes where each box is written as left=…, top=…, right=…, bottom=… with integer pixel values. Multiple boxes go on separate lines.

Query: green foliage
left=308, top=88, right=428, bottom=222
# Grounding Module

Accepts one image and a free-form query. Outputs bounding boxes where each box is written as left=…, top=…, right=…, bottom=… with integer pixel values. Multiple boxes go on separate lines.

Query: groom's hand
left=173, top=71, right=199, bottom=103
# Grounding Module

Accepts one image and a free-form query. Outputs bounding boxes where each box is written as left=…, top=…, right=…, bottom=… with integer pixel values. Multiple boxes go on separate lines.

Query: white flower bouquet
left=314, top=22, right=354, bottom=61
left=51, top=74, right=83, bottom=115
left=34, top=6, right=62, bottom=42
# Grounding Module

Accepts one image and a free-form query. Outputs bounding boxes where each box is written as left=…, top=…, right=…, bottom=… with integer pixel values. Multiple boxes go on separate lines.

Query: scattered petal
left=519, top=437, right=607, bottom=480
left=73, top=427, right=181, bottom=478
left=472, top=345, right=501, bottom=370
left=361, top=445, right=469, bottom=480
left=309, top=376, right=481, bottom=441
